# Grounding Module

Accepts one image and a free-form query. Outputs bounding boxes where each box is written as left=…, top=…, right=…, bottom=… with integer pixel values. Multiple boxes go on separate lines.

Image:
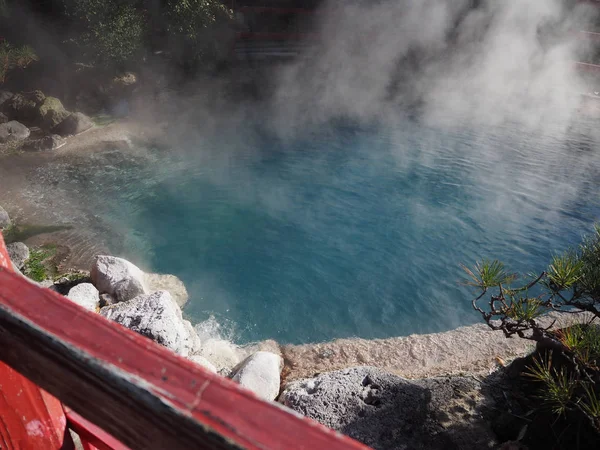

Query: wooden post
left=0, top=232, right=74, bottom=450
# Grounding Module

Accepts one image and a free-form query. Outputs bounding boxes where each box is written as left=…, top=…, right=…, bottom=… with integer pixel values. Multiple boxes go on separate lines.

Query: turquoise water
left=56, top=117, right=600, bottom=344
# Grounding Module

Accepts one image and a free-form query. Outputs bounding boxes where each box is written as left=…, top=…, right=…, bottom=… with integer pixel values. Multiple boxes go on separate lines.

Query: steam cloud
left=269, top=0, right=598, bottom=132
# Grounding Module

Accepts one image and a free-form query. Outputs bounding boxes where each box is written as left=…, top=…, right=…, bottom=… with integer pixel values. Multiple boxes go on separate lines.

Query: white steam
left=268, top=0, right=598, bottom=132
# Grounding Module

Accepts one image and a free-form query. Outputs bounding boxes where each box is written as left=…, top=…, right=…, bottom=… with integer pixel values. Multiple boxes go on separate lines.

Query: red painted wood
left=235, top=31, right=316, bottom=41
left=0, top=232, right=10, bottom=270
left=0, top=233, right=74, bottom=450
left=0, top=237, right=369, bottom=449
left=238, top=6, right=315, bottom=14
left=575, top=61, right=600, bottom=71
left=0, top=363, right=72, bottom=450
left=64, top=407, right=129, bottom=450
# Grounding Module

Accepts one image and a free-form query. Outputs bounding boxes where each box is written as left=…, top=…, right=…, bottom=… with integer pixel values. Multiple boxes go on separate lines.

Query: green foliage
left=461, top=259, right=516, bottom=289
left=525, top=353, right=576, bottom=416
left=467, top=224, right=600, bottom=438
left=556, top=324, right=600, bottom=367
left=23, top=244, right=57, bottom=282
left=579, top=224, right=600, bottom=299
left=581, top=382, right=600, bottom=429
left=164, top=0, right=232, bottom=64
left=506, top=296, right=545, bottom=322
left=64, top=0, right=146, bottom=65
left=547, top=251, right=584, bottom=291
left=0, top=41, right=38, bottom=83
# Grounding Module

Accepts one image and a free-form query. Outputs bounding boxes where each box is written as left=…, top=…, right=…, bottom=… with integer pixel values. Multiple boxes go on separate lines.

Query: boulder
left=0, top=121, right=30, bottom=143
left=280, top=367, right=498, bottom=450
left=23, top=134, right=66, bottom=152
left=37, top=97, right=71, bottom=130
left=231, top=351, right=283, bottom=401
left=99, top=293, right=118, bottom=308
left=145, top=273, right=189, bottom=308
left=53, top=112, right=93, bottom=136
left=0, top=205, right=10, bottom=229
left=100, top=291, right=189, bottom=356
left=90, top=255, right=148, bottom=302
left=2, top=91, right=45, bottom=123
left=66, top=283, right=100, bottom=312
left=198, top=339, right=241, bottom=376
left=0, top=112, right=8, bottom=124
left=183, top=320, right=202, bottom=355
left=113, top=276, right=146, bottom=303
left=189, top=355, right=218, bottom=373
left=6, top=242, right=29, bottom=269
left=0, top=91, right=13, bottom=107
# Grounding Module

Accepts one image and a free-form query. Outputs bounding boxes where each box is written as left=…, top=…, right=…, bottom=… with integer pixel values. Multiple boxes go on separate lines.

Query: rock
left=231, top=351, right=283, bottom=401
left=189, top=355, right=217, bottom=373
left=37, top=97, right=71, bottom=130
left=90, top=255, right=148, bottom=302
left=53, top=112, right=93, bottom=136
left=0, top=91, right=13, bottom=107
left=2, top=91, right=45, bottom=123
left=23, top=134, right=66, bottom=152
left=38, top=279, right=54, bottom=288
left=113, top=72, right=137, bottom=87
left=66, top=283, right=100, bottom=312
left=183, top=320, right=202, bottom=355
left=113, top=276, right=146, bottom=303
left=280, top=367, right=498, bottom=450
left=99, top=293, right=118, bottom=308
left=198, top=339, right=241, bottom=376
left=0, top=112, right=8, bottom=124
left=6, top=242, right=29, bottom=269
left=50, top=271, right=92, bottom=295
left=0, top=205, right=10, bottom=229
left=144, top=273, right=189, bottom=308
left=0, top=121, right=30, bottom=142
left=100, top=291, right=189, bottom=356
left=239, top=339, right=282, bottom=360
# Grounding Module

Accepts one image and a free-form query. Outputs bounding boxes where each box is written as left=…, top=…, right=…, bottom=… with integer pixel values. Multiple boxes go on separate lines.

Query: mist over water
left=13, top=0, right=600, bottom=343
left=41, top=115, right=600, bottom=344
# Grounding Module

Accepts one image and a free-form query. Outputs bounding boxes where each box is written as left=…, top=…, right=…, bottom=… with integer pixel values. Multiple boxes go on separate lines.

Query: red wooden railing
left=0, top=232, right=369, bottom=450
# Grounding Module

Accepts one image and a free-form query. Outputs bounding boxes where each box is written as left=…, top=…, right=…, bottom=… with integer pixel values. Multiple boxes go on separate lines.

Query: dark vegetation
left=466, top=226, right=600, bottom=449
left=0, top=0, right=233, bottom=89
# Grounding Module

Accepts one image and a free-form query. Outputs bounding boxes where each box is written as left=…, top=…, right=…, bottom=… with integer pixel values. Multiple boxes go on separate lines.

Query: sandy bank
left=281, top=312, right=586, bottom=382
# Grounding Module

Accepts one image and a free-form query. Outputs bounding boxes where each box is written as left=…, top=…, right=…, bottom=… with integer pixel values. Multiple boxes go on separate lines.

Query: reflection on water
left=33, top=117, right=600, bottom=344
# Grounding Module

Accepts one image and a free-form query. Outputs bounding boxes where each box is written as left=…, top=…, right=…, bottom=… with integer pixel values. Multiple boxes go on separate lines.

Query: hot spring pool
left=43, top=117, right=600, bottom=344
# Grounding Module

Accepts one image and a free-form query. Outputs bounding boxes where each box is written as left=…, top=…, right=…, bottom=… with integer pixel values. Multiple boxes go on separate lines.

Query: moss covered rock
left=38, top=96, right=71, bottom=130
left=53, top=112, right=94, bottom=136
left=2, top=91, right=45, bottom=124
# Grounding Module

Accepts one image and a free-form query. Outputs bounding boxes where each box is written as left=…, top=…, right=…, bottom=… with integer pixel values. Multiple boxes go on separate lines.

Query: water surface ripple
left=42, top=118, right=600, bottom=344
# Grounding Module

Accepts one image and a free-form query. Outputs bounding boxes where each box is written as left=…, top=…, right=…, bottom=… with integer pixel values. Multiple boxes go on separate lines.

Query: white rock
left=183, top=320, right=202, bottom=355
left=144, top=273, right=189, bottom=308
left=231, top=351, right=283, bottom=401
left=198, top=339, right=241, bottom=375
left=189, top=355, right=217, bottom=373
left=91, top=255, right=147, bottom=302
left=0, top=205, right=10, bottom=229
left=6, top=242, right=29, bottom=269
left=66, top=283, right=100, bottom=312
left=100, top=291, right=188, bottom=356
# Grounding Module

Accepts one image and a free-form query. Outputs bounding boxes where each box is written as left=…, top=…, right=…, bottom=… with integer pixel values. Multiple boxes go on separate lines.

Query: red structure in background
left=0, top=231, right=369, bottom=449
left=229, top=1, right=321, bottom=60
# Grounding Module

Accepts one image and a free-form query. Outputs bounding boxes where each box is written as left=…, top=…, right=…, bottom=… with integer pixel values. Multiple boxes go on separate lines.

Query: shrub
left=465, top=225, right=600, bottom=437
left=63, top=0, right=146, bottom=66
left=0, top=41, right=38, bottom=83
left=164, top=0, right=232, bottom=67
